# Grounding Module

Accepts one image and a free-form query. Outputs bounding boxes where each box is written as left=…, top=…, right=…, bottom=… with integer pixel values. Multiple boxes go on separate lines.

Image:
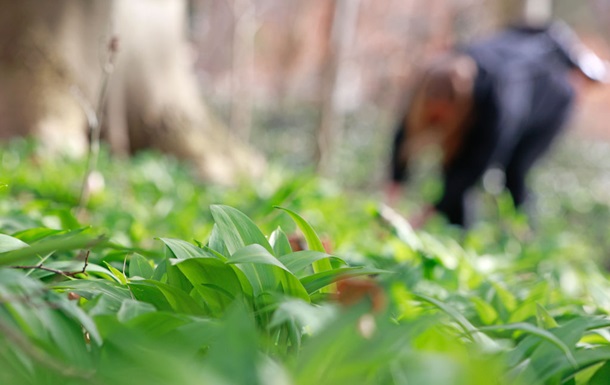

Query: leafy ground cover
left=2, top=137, right=610, bottom=384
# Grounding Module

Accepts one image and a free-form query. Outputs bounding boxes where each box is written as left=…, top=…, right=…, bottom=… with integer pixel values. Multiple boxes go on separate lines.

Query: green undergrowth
left=2, top=139, right=610, bottom=384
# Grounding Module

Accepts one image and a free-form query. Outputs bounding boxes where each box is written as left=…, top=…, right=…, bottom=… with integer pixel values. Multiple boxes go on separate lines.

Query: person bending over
left=388, top=21, right=607, bottom=227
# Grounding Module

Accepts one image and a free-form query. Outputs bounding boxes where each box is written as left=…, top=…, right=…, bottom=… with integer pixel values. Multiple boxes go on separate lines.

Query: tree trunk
left=0, top=0, right=264, bottom=185
left=230, top=0, right=257, bottom=141
left=0, top=0, right=112, bottom=156
left=315, top=0, right=362, bottom=176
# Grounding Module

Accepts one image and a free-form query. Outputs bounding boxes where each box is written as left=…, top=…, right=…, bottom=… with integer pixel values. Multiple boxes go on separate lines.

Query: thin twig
left=76, top=34, right=119, bottom=215
left=11, top=250, right=91, bottom=278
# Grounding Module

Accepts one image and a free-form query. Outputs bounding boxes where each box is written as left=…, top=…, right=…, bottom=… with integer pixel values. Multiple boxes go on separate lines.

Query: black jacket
left=390, top=22, right=595, bottom=225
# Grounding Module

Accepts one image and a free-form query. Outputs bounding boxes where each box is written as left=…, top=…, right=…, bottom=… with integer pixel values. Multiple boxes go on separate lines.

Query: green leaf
left=207, top=224, right=229, bottom=258
left=210, top=205, right=273, bottom=255
left=269, top=299, right=336, bottom=335
left=536, top=303, right=559, bottom=329
left=270, top=227, right=292, bottom=257
left=43, top=309, right=92, bottom=367
left=129, top=253, right=155, bottom=279
left=123, top=311, right=198, bottom=337
left=301, top=267, right=388, bottom=294
left=589, top=360, right=610, bottom=385
left=10, top=228, right=65, bottom=244
left=160, top=238, right=212, bottom=260
left=117, top=299, right=157, bottom=323
left=51, top=279, right=131, bottom=311
left=229, top=244, right=291, bottom=272
left=227, top=244, right=309, bottom=301
left=517, top=345, right=610, bottom=385
left=48, top=292, right=102, bottom=346
left=205, top=302, right=260, bottom=385
left=478, top=323, right=577, bottom=367
left=0, top=234, right=29, bottom=253
left=414, top=293, right=499, bottom=349
left=0, top=232, right=105, bottom=266
left=278, top=251, right=344, bottom=277
left=275, top=207, right=334, bottom=293
left=275, top=207, right=325, bottom=253
left=507, top=318, right=610, bottom=384
left=129, top=280, right=207, bottom=315
left=105, top=262, right=128, bottom=285
left=574, top=361, right=607, bottom=385
left=153, top=258, right=168, bottom=281
left=491, top=282, right=517, bottom=313
left=470, top=296, right=498, bottom=325
left=174, top=257, right=251, bottom=316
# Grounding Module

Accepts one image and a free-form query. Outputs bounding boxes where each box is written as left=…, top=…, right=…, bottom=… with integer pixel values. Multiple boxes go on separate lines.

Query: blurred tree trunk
left=230, top=0, right=257, bottom=141
left=0, top=0, right=263, bottom=185
left=315, top=0, right=361, bottom=175
left=0, top=0, right=112, bottom=156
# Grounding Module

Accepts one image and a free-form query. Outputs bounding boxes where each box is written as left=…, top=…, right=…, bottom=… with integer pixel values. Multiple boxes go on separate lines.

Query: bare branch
left=11, top=251, right=91, bottom=278
left=76, top=31, right=120, bottom=215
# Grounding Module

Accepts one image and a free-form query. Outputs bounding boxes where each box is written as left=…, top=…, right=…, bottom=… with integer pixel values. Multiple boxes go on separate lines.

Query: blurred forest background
left=2, top=0, right=610, bottom=188
left=191, top=0, right=610, bottom=185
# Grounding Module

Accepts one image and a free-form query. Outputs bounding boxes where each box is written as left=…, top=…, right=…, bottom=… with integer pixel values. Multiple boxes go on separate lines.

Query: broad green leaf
left=123, top=311, right=199, bottom=337
left=227, top=244, right=309, bottom=301
left=301, top=267, right=388, bottom=294
left=509, top=318, right=610, bottom=384
left=0, top=232, right=106, bottom=266
left=210, top=205, right=273, bottom=255
left=492, top=281, right=517, bottom=313
left=415, top=292, right=499, bottom=349
left=275, top=207, right=325, bottom=253
left=10, top=228, right=65, bottom=244
left=104, top=262, right=128, bottom=284
left=207, top=224, right=229, bottom=258
left=470, top=296, right=498, bottom=325
left=270, top=227, right=292, bottom=257
left=278, top=251, right=344, bottom=277
left=51, top=279, right=131, bottom=311
left=275, top=207, right=334, bottom=293
left=43, top=309, right=93, bottom=368
left=205, top=302, right=260, bottom=385
left=478, top=323, right=576, bottom=367
left=0, top=234, right=29, bottom=253
left=117, top=299, right=157, bottom=323
left=153, top=258, right=168, bottom=281
left=269, top=299, right=337, bottom=335
left=536, top=303, right=559, bottom=329
left=48, top=292, right=102, bottom=346
left=129, top=253, right=154, bottom=279
left=203, top=245, right=231, bottom=261
left=174, top=257, right=251, bottom=316
left=129, top=280, right=207, bottom=316
left=165, top=256, right=194, bottom=294
left=574, top=361, right=606, bottom=385
left=160, top=238, right=214, bottom=260
left=0, top=270, right=53, bottom=341
left=589, top=360, right=610, bottom=385
left=229, top=244, right=291, bottom=271
left=520, top=345, right=610, bottom=385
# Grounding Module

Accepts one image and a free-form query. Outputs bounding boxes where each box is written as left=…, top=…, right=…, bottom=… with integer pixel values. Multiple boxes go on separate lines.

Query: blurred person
left=387, top=21, right=608, bottom=227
